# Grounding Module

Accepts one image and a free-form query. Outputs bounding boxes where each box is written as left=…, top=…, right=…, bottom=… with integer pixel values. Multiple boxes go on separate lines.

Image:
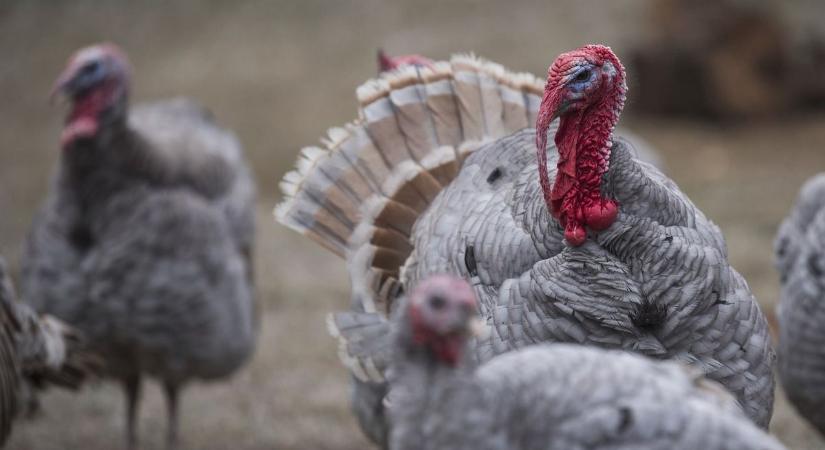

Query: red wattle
left=583, top=199, right=618, bottom=231
left=60, top=117, right=99, bottom=148
left=61, top=79, right=118, bottom=149
left=410, top=305, right=463, bottom=367
left=564, top=222, right=586, bottom=247
left=435, top=337, right=462, bottom=367
left=536, top=45, right=626, bottom=247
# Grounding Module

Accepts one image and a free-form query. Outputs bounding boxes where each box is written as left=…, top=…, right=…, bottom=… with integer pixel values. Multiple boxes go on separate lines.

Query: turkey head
left=536, top=45, right=627, bottom=246
left=405, top=275, right=480, bottom=367
left=377, top=49, right=434, bottom=73
left=51, top=43, right=131, bottom=149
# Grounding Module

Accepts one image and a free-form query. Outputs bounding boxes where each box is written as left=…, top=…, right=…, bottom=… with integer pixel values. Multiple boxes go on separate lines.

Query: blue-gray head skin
left=51, top=43, right=132, bottom=149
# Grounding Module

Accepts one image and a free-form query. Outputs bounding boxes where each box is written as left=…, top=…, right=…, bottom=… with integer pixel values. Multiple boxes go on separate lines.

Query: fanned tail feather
left=0, top=257, right=100, bottom=436
left=19, top=313, right=102, bottom=390
left=326, top=311, right=392, bottom=383
left=276, top=54, right=544, bottom=314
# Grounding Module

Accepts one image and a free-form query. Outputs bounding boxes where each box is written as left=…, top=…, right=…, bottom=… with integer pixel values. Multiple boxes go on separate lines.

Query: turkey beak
left=551, top=99, right=572, bottom=122
left=50, top=60, right=84, bottom=105
left=50, top=70, right=74, bottom=105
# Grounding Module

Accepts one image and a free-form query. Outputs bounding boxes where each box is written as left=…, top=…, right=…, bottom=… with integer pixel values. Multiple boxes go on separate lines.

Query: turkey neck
left=390, top=322, right=481, bottom=450
left=538, top=84, right=625, bottom=243
left=390, top=356, right=480, bottom=450
left=60, top=115, right=156, bottom=219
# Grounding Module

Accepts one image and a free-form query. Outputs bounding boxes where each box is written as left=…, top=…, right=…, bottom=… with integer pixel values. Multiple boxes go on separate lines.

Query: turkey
left=774, top=174, right=825, bottom=436
left=22, top=43, right=257, bottom=449
left=377, top=49, right=434, bottom=73
left=338, top=274, right=786, bottom=450
left=0, top=256, right=98, bottom=448
left=276, top=45, right=775, bottom=444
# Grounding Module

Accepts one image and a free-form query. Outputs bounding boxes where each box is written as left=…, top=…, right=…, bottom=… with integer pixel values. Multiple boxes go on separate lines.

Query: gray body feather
left=0, top=256, right=97, bottom=448
left=22, top=98, right=256, bottom=391
left=391, top=341, right=784, bottom=450
left=775, top=174, right=825, bottom=435
left=405, top=130, right=774, bottom=428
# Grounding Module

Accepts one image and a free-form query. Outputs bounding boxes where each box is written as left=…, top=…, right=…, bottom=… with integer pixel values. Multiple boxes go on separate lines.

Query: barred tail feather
left=326, top=311, right=392, bottom=383
left=276, top=53, right=544, bottom=313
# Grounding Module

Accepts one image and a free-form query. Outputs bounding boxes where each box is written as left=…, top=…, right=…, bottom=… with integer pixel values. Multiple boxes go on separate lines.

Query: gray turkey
left=277, top=45, right=775, bottom=444
left=0, top=256, right=98, bottom=448
left=339, top=274, right=786, bottom=450
left=22, top=43, right=257, bottom=449
left=774, top=173, right=825, bottom=436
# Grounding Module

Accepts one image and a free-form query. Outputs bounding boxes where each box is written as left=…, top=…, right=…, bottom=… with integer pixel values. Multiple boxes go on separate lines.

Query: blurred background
left=1, top=0, right=824, bottom=448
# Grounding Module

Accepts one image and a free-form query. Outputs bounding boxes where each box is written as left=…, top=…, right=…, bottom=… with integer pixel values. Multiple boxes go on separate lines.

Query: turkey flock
left=0, top=37, right=821, bottom=450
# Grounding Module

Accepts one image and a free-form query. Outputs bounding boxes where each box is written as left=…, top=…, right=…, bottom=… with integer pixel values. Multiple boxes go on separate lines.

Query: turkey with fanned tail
left=277, top=45, right=775, bottom=444
left=350, top=274, right=786, bottom=450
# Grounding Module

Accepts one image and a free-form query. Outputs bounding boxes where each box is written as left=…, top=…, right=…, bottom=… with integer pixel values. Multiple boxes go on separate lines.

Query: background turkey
left=0, top=256, right=98, bottom=448
left=21, top=43, right=257, bottom=450
left=775, top=174, right=825, bottom=437
left=278, top=45, right=775, bottom=444
left=376, top=50, right=434, bottom=73
left=364, top=274, right=786, bottom=450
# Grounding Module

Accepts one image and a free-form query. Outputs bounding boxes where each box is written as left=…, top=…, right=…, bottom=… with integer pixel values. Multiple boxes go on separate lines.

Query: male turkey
left=277, top=45, right=775, bottom=443
left=22, top=43, right=257, bottom=449
left=774, top=174, right=825, bottom=436
left=351, top=274, right=785, bottom=450
left=0, top=256, right=97, bottom=448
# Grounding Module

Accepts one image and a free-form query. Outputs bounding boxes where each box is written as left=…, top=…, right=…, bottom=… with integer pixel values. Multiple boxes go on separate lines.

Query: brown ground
left=1, top=1, right=825, bottom=449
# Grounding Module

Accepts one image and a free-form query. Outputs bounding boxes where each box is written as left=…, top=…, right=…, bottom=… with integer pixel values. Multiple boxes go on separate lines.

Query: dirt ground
left=1, top=1, right=825, bottom=449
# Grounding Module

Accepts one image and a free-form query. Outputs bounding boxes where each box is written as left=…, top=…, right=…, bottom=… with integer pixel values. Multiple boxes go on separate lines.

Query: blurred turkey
left=0, top=256, right=97, bottom=448
left=277, top=46, right=774, bottom=444
left=377, top=49, right=434, bottom=73
left=342, top=275, right=786, bottom=450
left=22, top=43, right=256, bottom=450
left=774, top=174, right=825, bottom=436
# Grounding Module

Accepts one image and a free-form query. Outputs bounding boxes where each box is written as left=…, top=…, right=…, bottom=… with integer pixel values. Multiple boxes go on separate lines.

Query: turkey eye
left=81, top=61, right=101, bottom=76
left=429, top=295, right=447, bottom=310
left=573, top=69, right=591, bottom=83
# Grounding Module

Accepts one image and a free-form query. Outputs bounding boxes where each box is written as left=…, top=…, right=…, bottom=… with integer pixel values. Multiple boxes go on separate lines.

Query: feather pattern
left=384, top=281, right=783, bottom=450
left=22, top=97, right=256, bottom=448
left=775, top=174, right=825, bottom=436
left=276, top=54, right=545, bottom=314
left=392, top=338, right=785, bottom=450
left=0, top=256, right=98, bottom=447
left=407, top=131, right=774, bottom=427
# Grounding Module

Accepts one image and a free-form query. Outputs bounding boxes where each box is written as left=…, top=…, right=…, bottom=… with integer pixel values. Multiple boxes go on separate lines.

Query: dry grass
left=1, top=1, right=825, bottom=449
